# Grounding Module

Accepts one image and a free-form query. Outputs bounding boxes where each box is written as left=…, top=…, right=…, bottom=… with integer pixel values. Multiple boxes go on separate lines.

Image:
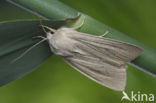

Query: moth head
left=46, top=31, right=53, bottom=40
left=40, top=25, right=57, bottom=40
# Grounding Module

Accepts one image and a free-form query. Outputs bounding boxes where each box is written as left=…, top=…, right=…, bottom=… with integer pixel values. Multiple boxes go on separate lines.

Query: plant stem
left=9, top=0, right=156, bottom=76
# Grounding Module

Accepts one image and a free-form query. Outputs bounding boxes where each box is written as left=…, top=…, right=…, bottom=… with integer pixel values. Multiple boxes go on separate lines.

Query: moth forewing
left=62, top=57, right=127, bottom=91
left=45, top=26, right=142, bottom=91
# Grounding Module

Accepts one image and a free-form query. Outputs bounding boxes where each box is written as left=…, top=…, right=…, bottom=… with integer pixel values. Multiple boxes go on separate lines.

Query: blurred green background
left=0, top=0, right=156, bottom=103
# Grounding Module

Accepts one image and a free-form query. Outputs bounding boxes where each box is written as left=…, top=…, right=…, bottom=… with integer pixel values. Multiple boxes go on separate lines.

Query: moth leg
left=32, top=36, right=46, bottom=39
left=11, top=38, right=47, bottom=63
left=40, top=25, right=57, bottom=33
left=100, top=30, right=109, bottom=37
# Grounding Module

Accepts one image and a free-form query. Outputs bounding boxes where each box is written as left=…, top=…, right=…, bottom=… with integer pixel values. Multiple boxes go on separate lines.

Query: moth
left=35, top=24, right=142, bottom=91
left=16, top=22, right=142, bottom=91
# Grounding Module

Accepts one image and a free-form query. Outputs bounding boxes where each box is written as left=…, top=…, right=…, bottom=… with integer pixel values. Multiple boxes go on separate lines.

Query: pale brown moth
left=15, top=19, right=142, bottom=91
left=38, top=24, right=142, bottom=91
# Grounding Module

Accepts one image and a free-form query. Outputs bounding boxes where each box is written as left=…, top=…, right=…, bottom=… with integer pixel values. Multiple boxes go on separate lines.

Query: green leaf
left=0, top=20, right=66, bottom=86
left=9, top=0, right=156, bottom=76
left=0, top=0, right=156, bottom=103
left=7, top=0, right=78, bottom=20
left=0, top=0, right=39, bottom=21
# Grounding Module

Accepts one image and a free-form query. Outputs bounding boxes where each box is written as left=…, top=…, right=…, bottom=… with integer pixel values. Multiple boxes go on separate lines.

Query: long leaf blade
left=0, top=20, right=65, bottom=86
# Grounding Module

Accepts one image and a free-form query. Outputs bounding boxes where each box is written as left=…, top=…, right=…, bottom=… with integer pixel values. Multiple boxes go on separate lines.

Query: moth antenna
left=40, top=25, right=57, bottom=33
left=11, top=38, right=47, bottom=63
left=42, top=25, right=47, bottom=33
left=39, top=19, right=56, bottom=33
left=39, top=20, right=48, bottom=34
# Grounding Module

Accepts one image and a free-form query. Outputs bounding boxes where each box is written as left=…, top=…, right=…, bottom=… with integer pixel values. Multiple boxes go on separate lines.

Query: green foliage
left=0, top=0, right=156, bottom=103
left=0, top=0, right=38, bottom=21
left=0, top=20, right=51, bottom=86
left=8, top=0, right=156, bottom=75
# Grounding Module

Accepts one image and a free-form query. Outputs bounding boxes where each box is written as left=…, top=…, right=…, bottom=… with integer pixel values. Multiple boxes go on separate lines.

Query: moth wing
left=62, top=30, right=142, bottom=91
left=62, top=56, right=126, bottom=91
left=67, top=31, right=142, bottom=63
